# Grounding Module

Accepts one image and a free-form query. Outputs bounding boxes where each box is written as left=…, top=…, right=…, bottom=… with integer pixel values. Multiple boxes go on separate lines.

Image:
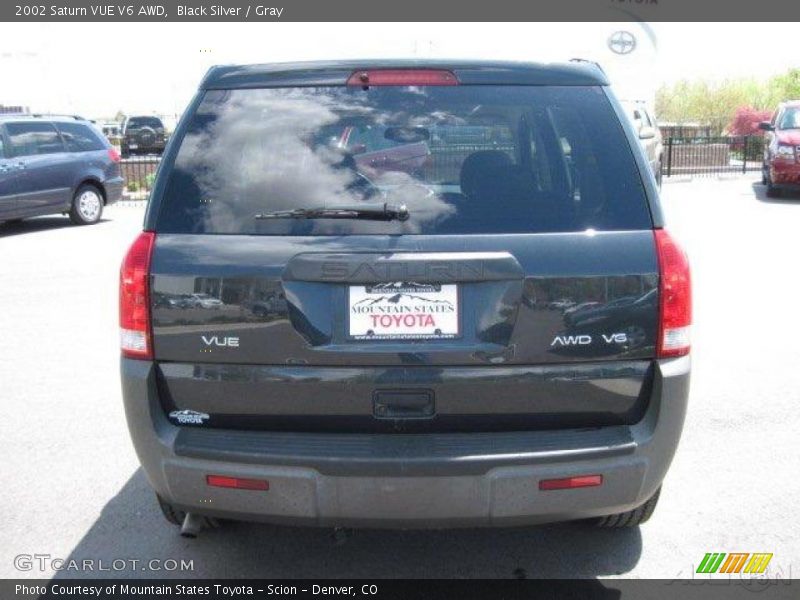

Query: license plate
left=129, top=144, right=138, bottom=149
left=348, top=283, right=459, bottom=340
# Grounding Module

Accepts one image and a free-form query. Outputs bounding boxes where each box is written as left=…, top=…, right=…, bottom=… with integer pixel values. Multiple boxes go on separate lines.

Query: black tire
left=156, top=494, right=221, bottom=529
left=69, top=184, right=104, bottom=225
left=156, top=494, right=186, bottom=525
left=137, top=126, right=157, bottom=147
left=764, top=168, right=782, bottom=198
left=766, top=180, right=781, bottom=198
left=655, top=159, right=663, bottom=190
left=595, top=486, right=661, bottom=528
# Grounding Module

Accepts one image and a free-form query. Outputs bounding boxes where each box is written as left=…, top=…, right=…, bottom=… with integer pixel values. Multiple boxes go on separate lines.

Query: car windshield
left=778, top=107, right=800, bottom=130
left=157, top=85, right=650, bottom=235
left=127, top=117, right=162, bottom=129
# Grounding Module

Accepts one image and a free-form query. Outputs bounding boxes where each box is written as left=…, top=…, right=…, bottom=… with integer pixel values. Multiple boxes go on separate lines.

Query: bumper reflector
left=206, top=475, right=269, bottom=491
left=539, top=474, right=603, bottom=491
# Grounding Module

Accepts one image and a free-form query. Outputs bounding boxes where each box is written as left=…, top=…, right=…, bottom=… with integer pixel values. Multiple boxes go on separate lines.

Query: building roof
left=200, top=59, right=608, bottom=90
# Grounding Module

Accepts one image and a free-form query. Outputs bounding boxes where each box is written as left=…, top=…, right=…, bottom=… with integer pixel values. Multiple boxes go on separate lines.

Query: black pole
left=666, top=137, right=673, bottom=177
left=742, top=136, right=749, bottom=174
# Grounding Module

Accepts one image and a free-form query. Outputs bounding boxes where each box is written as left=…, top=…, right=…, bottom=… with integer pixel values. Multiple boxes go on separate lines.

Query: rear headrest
left=460, top=150, right=513, bottom=198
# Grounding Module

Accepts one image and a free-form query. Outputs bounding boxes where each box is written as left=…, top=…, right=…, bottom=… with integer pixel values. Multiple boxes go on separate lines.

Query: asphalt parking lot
left=1, top=177, right=798, bottom=580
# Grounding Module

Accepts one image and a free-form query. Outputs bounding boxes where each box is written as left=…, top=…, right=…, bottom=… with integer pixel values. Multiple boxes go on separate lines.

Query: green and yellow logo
left=697, top=552, right=773, bottom=574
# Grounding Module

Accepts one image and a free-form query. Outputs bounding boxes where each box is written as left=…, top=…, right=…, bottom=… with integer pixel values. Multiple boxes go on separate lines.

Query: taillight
left=347, top=69, right=459, bottom=87
left=108, top=147, right=121, bottom=163
left=120, top=232, right=156, bottom=359
left=206, top=475, right=270, bottom=491
left=539, top=475, right=603, bottom=491
left=655, top=229, right=692, bottom=357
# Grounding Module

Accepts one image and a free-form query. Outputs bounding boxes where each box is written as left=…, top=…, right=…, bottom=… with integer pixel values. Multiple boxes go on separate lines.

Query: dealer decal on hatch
left=348, top=282, right=459, bottom=340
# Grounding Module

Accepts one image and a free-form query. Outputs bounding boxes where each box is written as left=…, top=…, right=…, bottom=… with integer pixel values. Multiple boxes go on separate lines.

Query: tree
left=654, top=68, right=800, bottom=135
left=765, top=69, right=800, bottom=106
left=728, top=106, right=773, bottom=136
left=655, top=78, right=763, bottom=134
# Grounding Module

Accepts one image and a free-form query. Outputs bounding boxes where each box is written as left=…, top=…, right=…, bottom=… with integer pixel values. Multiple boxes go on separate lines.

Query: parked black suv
left=120, top=61, right=691, bottom=535
left=120, top=115, right=167, bottom=157
left=0, top=115, right=123, bottom=225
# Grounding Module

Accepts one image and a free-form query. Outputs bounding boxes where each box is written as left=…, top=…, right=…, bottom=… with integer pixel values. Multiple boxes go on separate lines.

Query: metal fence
left=118, top=136, right=767, bottom=198
left=120, top=154, right=161, bottom=197
left=662, top=135, right=764, bottom=178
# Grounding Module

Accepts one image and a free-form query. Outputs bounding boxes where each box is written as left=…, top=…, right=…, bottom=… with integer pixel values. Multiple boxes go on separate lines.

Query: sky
left=1, top=22, right=798, bottom=120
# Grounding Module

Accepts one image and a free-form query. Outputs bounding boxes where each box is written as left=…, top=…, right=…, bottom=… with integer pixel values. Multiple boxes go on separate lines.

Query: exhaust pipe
left=180, top=513, right=205, bottom=538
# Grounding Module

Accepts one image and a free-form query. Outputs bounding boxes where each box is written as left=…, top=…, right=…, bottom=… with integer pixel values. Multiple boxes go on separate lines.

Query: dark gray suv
left=120, top=61, right=691, bottom=536
left=0, top=115, right=123, bottom=225
left=120, top=115, right=167, bottom=157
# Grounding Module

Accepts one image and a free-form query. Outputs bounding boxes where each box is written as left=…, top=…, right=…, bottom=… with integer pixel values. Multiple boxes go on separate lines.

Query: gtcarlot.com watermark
left=14, top=554, right=194, bottom=573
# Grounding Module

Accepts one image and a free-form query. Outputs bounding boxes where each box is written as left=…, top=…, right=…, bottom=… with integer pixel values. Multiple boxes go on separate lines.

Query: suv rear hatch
left=140, top=68, right=667, bottom=433
left=125, top=116, right=166, bottom=148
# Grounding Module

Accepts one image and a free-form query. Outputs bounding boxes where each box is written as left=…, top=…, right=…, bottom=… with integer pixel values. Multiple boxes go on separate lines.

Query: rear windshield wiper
left=255, top=203, right=409, bottom=222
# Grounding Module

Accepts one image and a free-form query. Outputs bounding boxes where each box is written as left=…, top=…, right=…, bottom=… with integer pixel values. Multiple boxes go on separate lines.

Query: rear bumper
left=122, top=142, right=166, bottom=153
left=121, top=357, right=689, bottom=528
left=104, top=176, right=124, bottom=205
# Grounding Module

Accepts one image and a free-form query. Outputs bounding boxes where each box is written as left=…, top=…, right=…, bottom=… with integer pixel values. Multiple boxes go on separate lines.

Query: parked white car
left=620, top=100, right=664, bottom=188
left=190, top=293, right=223, bottom=309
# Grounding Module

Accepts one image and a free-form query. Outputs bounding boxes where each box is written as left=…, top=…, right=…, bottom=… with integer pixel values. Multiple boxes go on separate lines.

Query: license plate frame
left=348, top=282, right=460, bottom=341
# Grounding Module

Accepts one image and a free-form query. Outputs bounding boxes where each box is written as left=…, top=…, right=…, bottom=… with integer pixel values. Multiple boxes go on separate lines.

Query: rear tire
left=595, top=486, right=661, bottom=527
left=655, top=159, right=663, bottom=189
left=156, top=494, right=221, bottom=529
left=766, top=182, right=781, bottom=198
left=765, top=170, right=781, bottom=198
left=156, top=494, right=186, bottom=525
left=69, top=184, right=104, bottom=225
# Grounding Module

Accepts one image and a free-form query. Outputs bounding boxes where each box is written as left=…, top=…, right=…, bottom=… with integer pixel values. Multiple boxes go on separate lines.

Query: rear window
left=127, top=117, right=163, bottom=130
left=56, top=121, right=106, bottom=152
left=157, top=85, right=651, bottom=235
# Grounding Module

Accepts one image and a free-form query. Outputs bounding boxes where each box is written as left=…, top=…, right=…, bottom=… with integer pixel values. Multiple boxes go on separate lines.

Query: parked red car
left=760, top=101, right=800, bottom=197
